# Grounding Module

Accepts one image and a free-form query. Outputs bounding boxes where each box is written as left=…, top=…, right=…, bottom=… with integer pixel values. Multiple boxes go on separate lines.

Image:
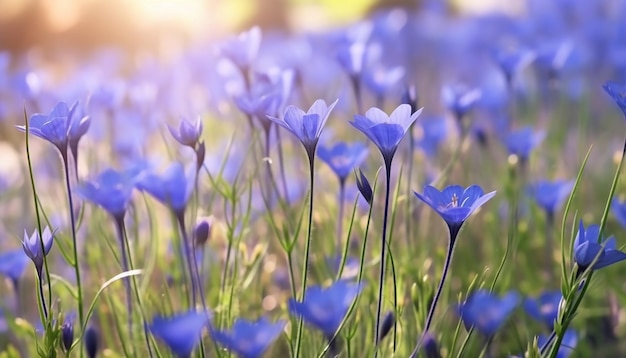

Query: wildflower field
left=2, top=1, right=626, bottom=357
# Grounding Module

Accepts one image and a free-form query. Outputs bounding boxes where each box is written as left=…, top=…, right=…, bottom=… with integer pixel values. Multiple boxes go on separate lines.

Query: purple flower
left=75, top=168, right=140, bottom=220
left=61, top=314, right=75, bottom=352
left=22, top=227, right=55, bottom=275
left=350, top=103, right=422, bottom=165
left=414, top=116, right=448, bottom=158
left=494, top=49, right=535, bottom=85
left=220, top=26, right=262, bottom=70
left=337, top=42, right=367, bottom=76
left=355, top=169, right=373, bottom=205
left=136, top=162, right=196, bottom=215
left=414, top=185, right=496, bottom=238
left=268, top=99, right=338, bottom=158
left=573, top=220, right=626, bottom=272
left=502, top=126, right=545, bottom=162
left=441, top=84, right=481, bottom=121
left=149, top=310, right=209, bottom=358
left=603, top=81, right=626, bottom=119
left=168, top=117, right=203, bottom=149
left=288, top=281, right=362, bottom=338
left=234, top=92, right=280, bottom=121
left=212, top=317, right=285, bottom=358
left=0, top=249, right=29, bottom=284
left=318, top=142, right=369, bottom=183
left=362, top=65, right=404, bottom=98
left=538, top=329, right=577, bottom=358
left=530, top=180, right=573, bottom=216
left=524, top=291, right=562, bottom=329
left=611, top=198, right=626, bottom=228
left=458, top=290, right=519, bottom=336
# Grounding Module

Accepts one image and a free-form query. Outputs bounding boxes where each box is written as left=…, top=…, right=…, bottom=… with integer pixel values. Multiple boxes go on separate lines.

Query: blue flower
left=355, top=169, right=373, bottom=205
left=75, top=168, right=140, bottom=219
left=149, top=310, right=209, bottom=358
left=441, top=84, right=481, bottom=121
left=22, top=227, right=54, bottom=276
left=362, top=65, right=404, bottom=98
left=350, top=103, right=423, bottom=165
left=530, top=180, right=573, bottom=216
left=414, top=185, right=496, bottom=238
left=234, top=92, right=280, bottom=121
left=61, top=314, right=75, bottom=352
left=268, top=99, right=338, bottom=157
left=212, top=317, right=285, bottom=358
left=611, top=198, right=626, bottom=228
left=414, top=116, right=448, bottom=158
left=502, top=126, right=545, bottom=162
left=0, top=249, right=29, bottom=284
left=337, top=42, right=367, bottom=76
left=318, top=142, right=369, bottom=183
left=168, top=117, right=203, bottom=149
left=538, top=329, right=577, bottom=358
left=136, top=162, right=196, bottom=215
left=494, top=49, right=535, bottom=85
left=458, top=290, right=519, bottom=336
left=220, top=26, right=262, bottom=70
left=573, top=220, right=626, bottom=271
left=84, top=325, right=99, bottom=358
left=603, top=81, right=626, bottom=119
left=288, top=280, right=362, bottom=338
left=523, top=291, right=562, bottom=329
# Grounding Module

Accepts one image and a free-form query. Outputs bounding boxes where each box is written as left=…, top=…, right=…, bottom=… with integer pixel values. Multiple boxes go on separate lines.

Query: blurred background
left=0, top=0, right=522, bottom=53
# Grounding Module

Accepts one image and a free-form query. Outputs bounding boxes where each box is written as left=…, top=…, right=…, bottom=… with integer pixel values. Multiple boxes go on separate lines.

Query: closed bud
left=377, top=310, right=395, bottom=344
left=423, top=332, right=441, bottom=358
left=85, top=325, right=99, bottom=358
left=355, top=169, right=373, bottom=205
left=401, top=84, right=418, bottom=114
left=61, top=314, right=74, bottom=352
left=194, top=220, right=211, bottom=247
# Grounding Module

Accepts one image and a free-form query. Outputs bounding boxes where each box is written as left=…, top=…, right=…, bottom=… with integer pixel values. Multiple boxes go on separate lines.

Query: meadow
left=2, top=1, right=626, bottom=357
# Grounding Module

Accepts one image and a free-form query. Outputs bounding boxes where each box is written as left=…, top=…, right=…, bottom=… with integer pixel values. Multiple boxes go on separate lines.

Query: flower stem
left=113, top=216, right=134, bottom=347
left=410, top=227, right=458, bottom=357
left=294, top=154, right=316, bottom=358
left=62, top=152, right=85, bottom=335
left=373, top=161, right=393, bottom=357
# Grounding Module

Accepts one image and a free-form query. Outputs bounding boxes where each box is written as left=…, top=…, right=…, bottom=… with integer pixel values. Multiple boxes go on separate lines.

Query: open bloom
left=530, top=180, right=573, bottom=216
left=212, top=317, right=286, bottom=358
left=149, top=310, right=209, bottom=358
left=318, top=142, right=369, bottom=183
left=268, top=99, right=338, bottom=158
left=524, top=291, right=562, bottom=329
left=503, top=126, right=545, bottom=162
left=75, top=168, right=140, bottom=220
left=414, top=185, right=496, bottom=238
left=288, top=280, right=362, bottom=338
left=350, top=103, right=423, bottom=165
left=573, top=220, right=626, bottom=272
left=458, top=290, right=519, bottom=336
left=220, top=26, right=262, bottom=70
left=441, top=84, right=482, bottom=121
left=22, top=227, right=54, bottom=275
left=136, top=162, right=196, bottom=215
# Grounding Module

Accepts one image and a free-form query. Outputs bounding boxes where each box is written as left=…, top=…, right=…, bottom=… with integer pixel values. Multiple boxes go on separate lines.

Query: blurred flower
left=0, top=249, right=29, bottom=287
left=441, top=84, right=482, bottom=122
left=494, top=49, right=535, bottom=85
left=529, top=180, right=573, bottom=216
left=524, top=291, right=562, bottom=329
left=414, top=116, right=448, bottom=158
left=573, top=220, right=626, bottom=272
left=318, top=142, right=369, bottom=183
left=362, top=65, right=405, bottom=99
left=378, top=311, right=395, bottom=344
left=288, top=280, right=362, bottom=338
left=538, top=329, right=577, bottom=358
left=136, top=162, right=196, bottom=215
left=211, top=317, right=285, bottom=358
left=355, top=169, right=373, bottom=205
left=603, top=81, right=626, bottom=119
left=75, top=168, right=140, bottom=220
left=149, top=310, right=209, bottom=358
left=268, top=99, right=338, bottom=158
left=84, top=325, right=99, bottom=358
left=350, top=104, right=423, bottom=166
left=194, top=220, right=211, bottom=247
left=414, top=185, right=496, bottom=239
left=168, top=117, right=203, bottom=149
left=61, top=314, right=75, bottom=352
left=401, top=84, right=419, bottom=113
left=458, top=290, right=519, bottom=336
left=422, top=332, right=441, bottom=358
left=611, top=198, right=626, bottom=228
left=502, top=126, right=545, bottom=162
left=234, top=92, right=280, bottom=122
left=221, top=26, right=262, bottom=71
left=337, top=42, right=368, bottom=77
left=22, top=227, right=54, bottom=276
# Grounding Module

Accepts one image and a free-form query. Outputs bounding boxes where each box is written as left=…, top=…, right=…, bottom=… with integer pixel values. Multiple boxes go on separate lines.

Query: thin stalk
left=294, top=154, right=316, bottom=358
left=373, top=160, right=393, bottom=357
left=336, top=181, right=346, bottom=254
left=411, top=227, right=458, bottom=357
left=276, top=127, right=290, bottom=201
left=176, top=212, right=206, bottom=311
left=113, top=216, right=134, bottom=351
left=62, top=152, right=85, bottom=332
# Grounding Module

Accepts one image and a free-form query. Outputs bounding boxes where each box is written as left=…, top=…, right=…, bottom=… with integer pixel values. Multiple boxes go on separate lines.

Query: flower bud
left=355, top=169, right=373, bottom=205
left=61, top=315, right=74, bottom=352
left=423, top=332, right=441, bottom=358
left=85, top=325, right=99, bottom=358
left=377, top=310, right=395, bottom=344
left=194, top=219, right=211, bottom=247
